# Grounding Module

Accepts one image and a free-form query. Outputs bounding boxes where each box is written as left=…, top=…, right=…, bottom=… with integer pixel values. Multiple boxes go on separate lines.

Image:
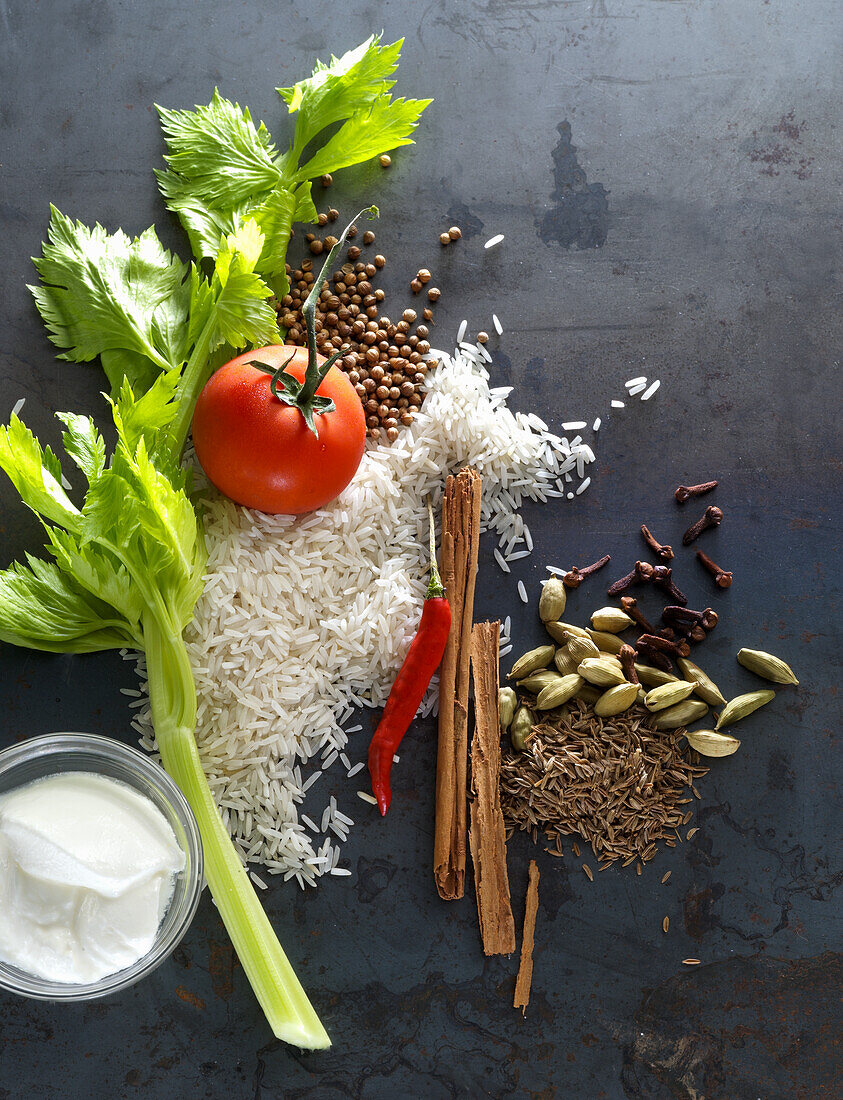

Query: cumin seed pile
left=499, top=700, right=708, bottom=868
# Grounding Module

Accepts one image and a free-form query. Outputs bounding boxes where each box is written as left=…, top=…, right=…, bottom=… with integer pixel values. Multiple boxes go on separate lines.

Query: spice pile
left=499, top=480, right=800, bottom=867
left=277, top=214, right=440, bottom=442
left=500, top=699, right=708, bottom=869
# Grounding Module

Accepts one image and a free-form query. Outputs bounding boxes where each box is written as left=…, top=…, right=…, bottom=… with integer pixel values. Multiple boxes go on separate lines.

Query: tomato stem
left=293, top=206, right=378, bottom=434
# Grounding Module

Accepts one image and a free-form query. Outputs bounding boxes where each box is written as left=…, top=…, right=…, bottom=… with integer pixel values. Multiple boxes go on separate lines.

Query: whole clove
left=635, top=640, right=674, bottom=672
left=697, top=550, right=733, bottom=588
left=563, top=554, right=611, bottom=589
left=637, top=633, right=691, bottom=659
left=662, top=606, right=718, bottom=631
left=607, top=560, right=654, bottom=596
left=651, top=565, right=687, bottom=606
left=620, top=596, right=655, bottom=634
left=674, top=480, right=718, bottom=505
left=640, top=525, right=674, bottom=563
left=618, top=644, right=639, bottom=685
left=682, top=505, right=723, bottom=546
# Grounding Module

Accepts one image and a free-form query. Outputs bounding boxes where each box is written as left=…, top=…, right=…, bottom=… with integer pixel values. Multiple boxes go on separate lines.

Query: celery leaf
left=294, top=94, right=431, bottom=182
left=30, top=208, right=187, bottom=384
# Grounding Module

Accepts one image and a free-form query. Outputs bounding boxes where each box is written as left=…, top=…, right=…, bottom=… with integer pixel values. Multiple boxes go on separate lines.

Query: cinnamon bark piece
left=433, top=468, right=482, bottom=901
left=468, top=620, right=516, bottom=954
left=514, top=860, right=540, bottom=1013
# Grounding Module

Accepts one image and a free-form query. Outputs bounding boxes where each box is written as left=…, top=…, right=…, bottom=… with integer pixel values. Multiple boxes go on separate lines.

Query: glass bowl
left=0, top=732, right=203, bottom=1001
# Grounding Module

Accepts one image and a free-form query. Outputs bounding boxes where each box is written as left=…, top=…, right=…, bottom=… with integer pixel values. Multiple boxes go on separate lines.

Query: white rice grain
left=517, top=580, right=528, bottom=603
left=641, top=380, right=661, bottom=401
left=484, top=234, right=504, bottom=249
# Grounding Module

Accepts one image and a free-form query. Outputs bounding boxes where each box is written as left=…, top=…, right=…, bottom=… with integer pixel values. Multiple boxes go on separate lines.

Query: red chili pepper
left=368, top=502, right=451, bottom=816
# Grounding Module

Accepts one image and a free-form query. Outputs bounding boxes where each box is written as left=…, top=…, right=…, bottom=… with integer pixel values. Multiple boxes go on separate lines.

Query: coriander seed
left=427, top=287, right=441, bottom=301
left=448, top=225, right=462, bottom=240
left=321, top=174, right=333, bottom=187
left=379, top=154, right=392, bottom=168
left=439, top=232, right=450, bottom=245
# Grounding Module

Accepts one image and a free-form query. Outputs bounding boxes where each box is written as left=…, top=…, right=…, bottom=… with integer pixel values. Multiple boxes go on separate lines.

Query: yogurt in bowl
left=0, top=771, right=186, bottom=983
left=0, top=733, right=202, bottom=1000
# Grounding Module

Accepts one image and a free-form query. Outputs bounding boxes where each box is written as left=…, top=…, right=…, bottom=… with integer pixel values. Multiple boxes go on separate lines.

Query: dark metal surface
left=1, top=1, right=840, bottom=1096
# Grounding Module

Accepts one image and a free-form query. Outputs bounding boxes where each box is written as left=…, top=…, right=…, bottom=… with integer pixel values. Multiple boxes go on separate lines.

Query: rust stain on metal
left=623, top=951, right=841, bottom=1099
left=175, top=986, right=206, bottom=1011
left=208, top=939, right=237, bottom=1002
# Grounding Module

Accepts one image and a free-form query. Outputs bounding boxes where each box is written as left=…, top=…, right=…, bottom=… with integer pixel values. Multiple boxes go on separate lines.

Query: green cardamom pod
left=644, top=680, right=696, bottom=712
left=575, top=683, right=602, bottom=705
left=715, top=689, right=775, bottom=730
left=538, top=578, right=567, bottom=623
left=553, top=649, right=578, bottom=676
left=536, top=674, right=584, bottom=711
left=685, top=729, right=741, bottom=757
left=544, top=621, right=590, bottom=644
left=510, top=706, right=534, bottom=752
left=737, top=648, right=799, bottom=685
left=593, top=682, right=640, bottom=717
left=509, top=644, right=556, bottom=680
left=677, top=657, right=727, bottom=706
left=634, top=663, right=680, bottom=688
left=586, top=629, right=625, bottom=655
left=517, top=669, right=563, bottom=693
left=652, top=699, right=709, bottom=730
left=578, top=656, right=626, bottom=687
left=590, top=607, right=634, bottom=634
left=567, top=635, right=601, bottom=665
left=499, top=687, right=517, bottom=733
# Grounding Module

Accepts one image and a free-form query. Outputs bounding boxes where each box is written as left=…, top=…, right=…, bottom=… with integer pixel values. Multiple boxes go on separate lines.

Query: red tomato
left=192, top=345, right=366, bottom=515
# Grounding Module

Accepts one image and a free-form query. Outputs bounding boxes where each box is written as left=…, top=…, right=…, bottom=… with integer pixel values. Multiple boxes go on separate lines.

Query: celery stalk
left=143, top=610, right=330, bottom=1048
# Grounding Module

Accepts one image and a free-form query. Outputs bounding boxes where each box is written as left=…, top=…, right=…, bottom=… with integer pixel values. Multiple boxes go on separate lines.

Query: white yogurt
left=0, top=771, right=185, bottom=983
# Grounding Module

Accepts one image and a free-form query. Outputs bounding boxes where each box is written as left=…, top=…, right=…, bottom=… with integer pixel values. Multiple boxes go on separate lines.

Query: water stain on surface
left=537, top=121, right=609, bottom=250
left=446, top=202, right=484, bottom=240
left=355, top=856, right=397, bottom=903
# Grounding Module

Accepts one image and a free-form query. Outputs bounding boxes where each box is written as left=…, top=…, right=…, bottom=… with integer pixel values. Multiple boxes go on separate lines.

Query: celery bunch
left=0, top=33, right=429, bottom=1047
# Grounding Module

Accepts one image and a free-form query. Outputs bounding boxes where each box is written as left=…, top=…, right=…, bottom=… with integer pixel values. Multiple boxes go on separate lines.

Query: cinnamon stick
left=514, top=860, right=540, bottom=1013
left=468, top=620, right=516, bottom=955
left=433, top=468, right=482, bottom=900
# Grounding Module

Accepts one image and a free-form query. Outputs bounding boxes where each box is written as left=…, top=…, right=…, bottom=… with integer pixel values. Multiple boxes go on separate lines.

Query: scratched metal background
left=0, top=1, right=840, bottom=1097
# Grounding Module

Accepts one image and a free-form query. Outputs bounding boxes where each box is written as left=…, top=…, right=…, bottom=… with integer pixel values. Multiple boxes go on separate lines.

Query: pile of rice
left=133, top=338, right=598, bottom=886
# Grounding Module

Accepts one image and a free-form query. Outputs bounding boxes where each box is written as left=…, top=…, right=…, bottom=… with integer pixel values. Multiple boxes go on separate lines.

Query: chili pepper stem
left=427, top=499, right=445, bottom=598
